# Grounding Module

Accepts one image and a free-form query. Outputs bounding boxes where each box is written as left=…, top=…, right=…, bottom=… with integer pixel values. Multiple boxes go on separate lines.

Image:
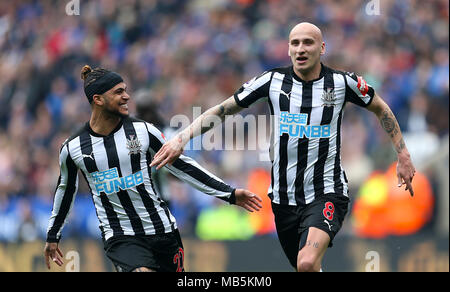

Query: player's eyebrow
left=114, top=85, right=127, bottom=93
left=290, top=37, right=315, bottom=44
left=302, top=37, right=315, bottom=43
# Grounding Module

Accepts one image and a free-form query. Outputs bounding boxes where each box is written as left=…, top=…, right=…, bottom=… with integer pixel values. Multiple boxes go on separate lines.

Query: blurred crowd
left=0, top=0, right=448, bottom=241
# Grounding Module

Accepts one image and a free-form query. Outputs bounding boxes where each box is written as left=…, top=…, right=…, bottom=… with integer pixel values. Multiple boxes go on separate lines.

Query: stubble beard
left=104, top=101, right=129, bottom=119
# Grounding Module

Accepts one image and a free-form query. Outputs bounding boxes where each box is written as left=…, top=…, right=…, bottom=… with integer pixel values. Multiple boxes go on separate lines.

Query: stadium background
left=0, top=0, right=448, bottom=272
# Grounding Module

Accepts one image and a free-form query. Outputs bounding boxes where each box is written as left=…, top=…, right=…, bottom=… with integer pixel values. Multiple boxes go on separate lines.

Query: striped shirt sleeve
left=344, top=72, right=375, bottom=107
left=146, top=123, right=236, bottom=204
left=46, top=143, right=79, bottom=243
left=233, top=71, right=272, bottom=108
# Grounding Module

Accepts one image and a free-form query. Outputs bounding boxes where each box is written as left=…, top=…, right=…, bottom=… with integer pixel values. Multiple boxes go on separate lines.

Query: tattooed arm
left=367, top=93, right=416, bottom=196
left=150, top=96, right=243, bottom=169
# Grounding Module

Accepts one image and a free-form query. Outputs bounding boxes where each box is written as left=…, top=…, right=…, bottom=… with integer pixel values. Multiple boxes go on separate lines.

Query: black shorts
left=272, top=194, right=349, bottom=268
left=104, top=230, right=185, bottom=272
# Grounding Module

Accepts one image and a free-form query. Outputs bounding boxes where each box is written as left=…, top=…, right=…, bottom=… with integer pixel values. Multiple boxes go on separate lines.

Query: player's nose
left=296, top=45, right=306, bottom=54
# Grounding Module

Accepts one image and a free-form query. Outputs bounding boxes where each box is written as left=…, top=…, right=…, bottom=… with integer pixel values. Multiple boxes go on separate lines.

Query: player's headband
left=84, top=71, right=124, bottom=103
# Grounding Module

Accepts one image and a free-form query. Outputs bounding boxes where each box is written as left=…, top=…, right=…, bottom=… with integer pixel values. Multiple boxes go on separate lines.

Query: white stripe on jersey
left=268, top=72, right=284, bottom=204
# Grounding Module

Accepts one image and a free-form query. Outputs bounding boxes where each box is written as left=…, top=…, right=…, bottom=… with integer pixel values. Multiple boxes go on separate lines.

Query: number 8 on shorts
left=323, top=202, right=335, bottom=221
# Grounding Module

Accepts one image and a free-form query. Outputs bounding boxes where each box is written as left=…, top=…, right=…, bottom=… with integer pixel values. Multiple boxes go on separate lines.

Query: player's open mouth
left=296, top=56, right=308, bottom=64
left=120, top=104, right=128, bottom=109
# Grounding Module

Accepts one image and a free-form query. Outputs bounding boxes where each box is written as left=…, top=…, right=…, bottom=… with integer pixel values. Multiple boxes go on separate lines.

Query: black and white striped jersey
left=46, top=117, right=235, bottom=242
left=234, top=64, right=375, bottom=206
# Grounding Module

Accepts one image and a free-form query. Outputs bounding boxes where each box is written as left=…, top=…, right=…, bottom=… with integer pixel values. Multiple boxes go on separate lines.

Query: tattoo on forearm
left=187, top=98, right=239, bottom=140
left=380, top=109, right=399, bottom=138
left=379, top=108, right=406, bottom=153
left=200, top=122, right=215, bottom=135
left=395, top=138, right=406, bottom=153
left=219, top=105, right=225, bottom=116
left=199, top=103, right=234, bottom=135
left=218, top=103, right=233, bottom=118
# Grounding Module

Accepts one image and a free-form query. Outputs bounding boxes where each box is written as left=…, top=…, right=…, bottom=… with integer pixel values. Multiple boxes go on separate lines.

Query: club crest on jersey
left=126, top=135, right=142, bottom=155
left=321, top=88, right=337, bottom=107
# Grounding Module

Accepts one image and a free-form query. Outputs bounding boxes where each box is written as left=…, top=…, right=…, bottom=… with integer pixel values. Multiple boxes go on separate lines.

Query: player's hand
left=44, top=242, right=64, bottom=270
left=234, top=189, right=263, bottom=212
left=150, top=136, right=184, bottom=170
left=396, top=152, right=416, bottom=197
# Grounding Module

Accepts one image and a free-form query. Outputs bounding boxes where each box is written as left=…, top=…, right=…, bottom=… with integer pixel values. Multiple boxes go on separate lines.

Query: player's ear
left=320, top=42, right=326, bottom=55
left=92, top=94, right=104, bottom=106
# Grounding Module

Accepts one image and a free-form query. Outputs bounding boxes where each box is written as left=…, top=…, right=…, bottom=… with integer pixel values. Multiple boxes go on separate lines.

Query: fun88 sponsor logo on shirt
left=279, top=112, right=331, bottom=138
left=92, top=167, right=144, bottom=195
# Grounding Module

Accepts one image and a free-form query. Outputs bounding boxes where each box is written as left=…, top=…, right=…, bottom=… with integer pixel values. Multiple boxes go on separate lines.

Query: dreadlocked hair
left=80, top=65, right=110, bottom=88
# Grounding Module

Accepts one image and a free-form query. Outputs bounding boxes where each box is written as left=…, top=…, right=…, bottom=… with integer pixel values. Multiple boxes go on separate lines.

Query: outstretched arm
left=146, top=123, right=262, bottom=212
left=367, top=93, right=416, bottom=196
left=150, top=96, right=243, bottom=169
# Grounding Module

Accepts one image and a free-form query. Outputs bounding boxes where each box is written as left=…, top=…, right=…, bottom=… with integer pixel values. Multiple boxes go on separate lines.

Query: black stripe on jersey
left=80, top=131, right=97, bottom=172
left=268, top=165, right=275, bottom=202
left=103, top=135, right=145, bottom=235
left=278, top=74, right=293, bottom=205
left=171, top=159, right=234, bottom=194
left=294, top=81, right=313, bottom=206
left=333, top=109, right=344, bottom=194
left=234, top=72, right=272, bottom=108
left=79, top=131, right=123, bottom=237
left=123, top=120, right=166, bottom=234
left=267, top=92, right=275, bottom=198
left=313, top=71, right=335, bottom=197
left=47, top=145, right=77, bottom=241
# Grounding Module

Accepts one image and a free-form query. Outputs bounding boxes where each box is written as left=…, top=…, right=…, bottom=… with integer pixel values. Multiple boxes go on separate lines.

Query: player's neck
left=89, top=110, right=122, bottom=136
left=294, top=62, right=322, bottom=82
